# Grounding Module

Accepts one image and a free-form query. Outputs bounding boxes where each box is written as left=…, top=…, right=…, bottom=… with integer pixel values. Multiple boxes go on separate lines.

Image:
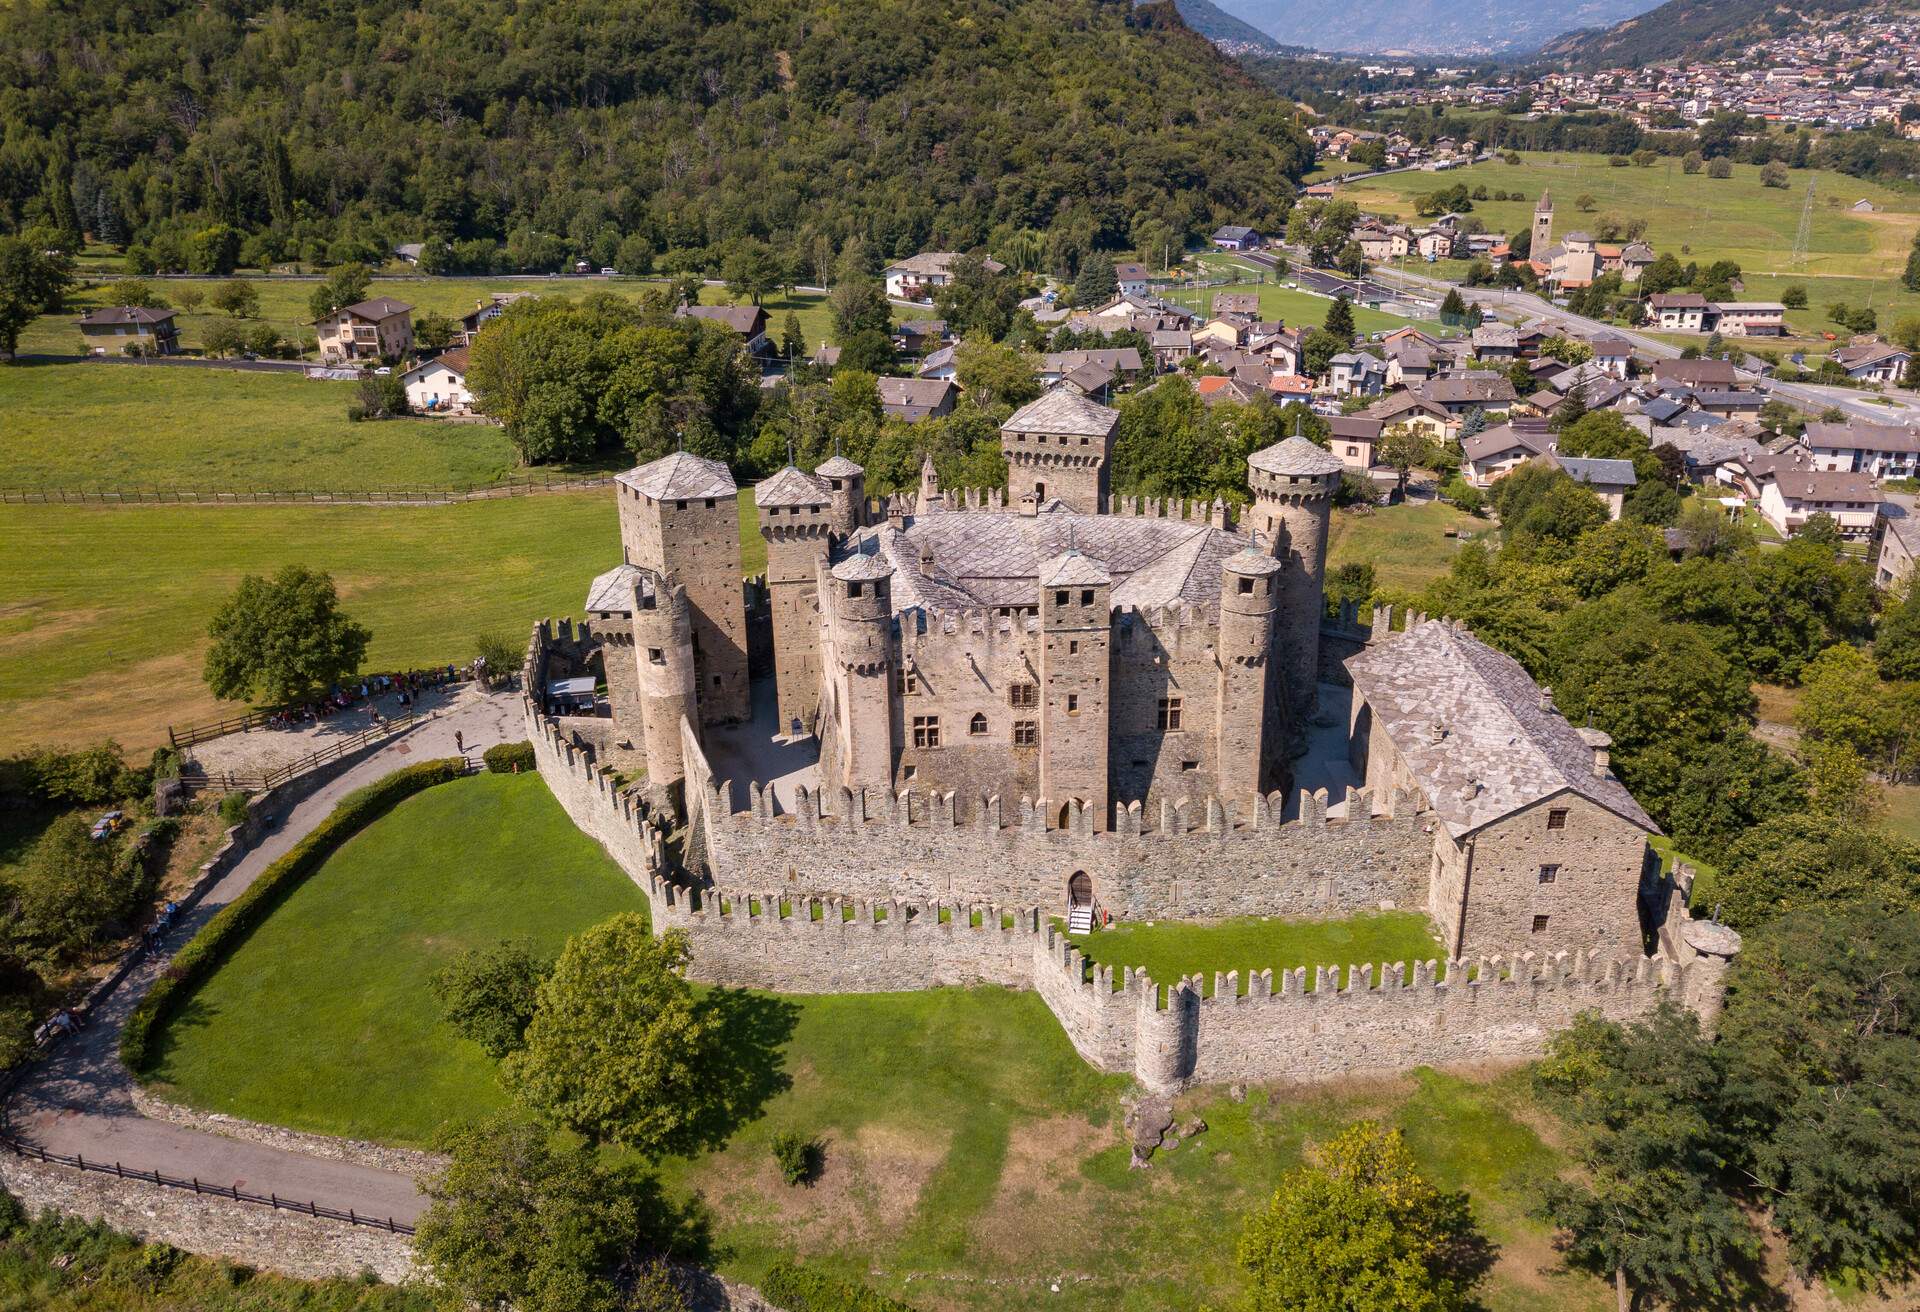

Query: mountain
left=1169, top=0, right=1287, bottom=49
left=1540, top=0, right=1882, bottom=65
left=1222, top=0, right=1665, bottom=55
left=0, top=0, right=1310, bottom=272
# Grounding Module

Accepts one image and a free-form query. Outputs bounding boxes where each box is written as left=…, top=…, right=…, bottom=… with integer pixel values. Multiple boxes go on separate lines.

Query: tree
left=1760, top=160, right=1789, bottom=188
left=780, top=311, right=805, bottom=364
left=1550, top=380, right=1588, bottom=433
left=1713, top=813, right=1920, bottom=931
left=1302, top=328, right=1345, bottom=379
left=953, top=341, right=1040, bottom=411
left=505, top=916, right=716, bottom=1154
left=102, top=279, right=167, bottom=309
left=1438, top=287, right=1466, bottom=321
left=0, top=235, right=74, bottom=361
left=1323, top=293, right=1355, bottom=340
left=1071, top=251, right=1116, bottom=306
left=1879, top=594, right=1920, bottom=681
left=1681, top=151, right=1704, bottom=175
left=1708, top=158, right=1733, bottom=179
left=202, top=566, right=371, bottom=704
left=827, top=241, right=889, bottom=345
left=7, top=813, right=145, bottom=972
left=416, top=1116, right=689, bottom=1312
left=933, top=252, right=1021, bottom=340
left=432, top=940, right=550, bottom=1059
left=721, top=239, right=781, bottom=305
left=307, top=262, right=371, bottom=321
left=1534, top=1006, right=1759, bottom=1312
left=200, top=320, right=246, bottom=358
left=1781, top=284, right=1808, bottom=309
left=1237, top=1121, right=1488, bottom=1312
left=209, top=279, right=259, bottom=318
left=412, top=311, right=456, bottom=351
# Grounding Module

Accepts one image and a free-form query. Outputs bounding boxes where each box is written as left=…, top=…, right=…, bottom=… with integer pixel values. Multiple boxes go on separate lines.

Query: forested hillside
left=1540, top=0, right=1885, bottom=66
left=0, top=0, right=1310, bottom=276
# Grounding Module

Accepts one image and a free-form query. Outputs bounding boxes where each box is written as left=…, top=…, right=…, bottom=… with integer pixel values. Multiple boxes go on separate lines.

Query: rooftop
left=1002, top=390, right=1120, bottom=438
left=754, top=465, right=830, bottom=509
left=583, top=563, right=654, bottom=614
left=1249, top=435, right=1346, bottom=477
left=616, top=451, right=738, bottom=502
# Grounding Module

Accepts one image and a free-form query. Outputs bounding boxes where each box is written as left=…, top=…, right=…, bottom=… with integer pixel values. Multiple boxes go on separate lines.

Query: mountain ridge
left=1540, top=0, right=1886, bottom=65
left=1214, top=0, right=1666, bottom=56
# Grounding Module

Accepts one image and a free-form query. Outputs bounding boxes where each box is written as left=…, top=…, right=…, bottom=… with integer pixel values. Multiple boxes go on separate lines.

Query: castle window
left=1181, top=759, right=1198, bottom=771
left=902, top=764, right=916, bottom=781
left=1009, top=683, right=1038, bottom=709
left=848, top=581, right=863, bottom=598
left=711, top=675, right=722, bottom=687
left=912, top=715, right=941, bottom=748
left=1080, top=589, right=1094, bottom=607
left=1013, top=720, right=1038, bottom=746
left=969, top=713, right=988, bottom=735
left=1238, top=577, right=1254, bottom=595
left=1547, top=808, right=1568, bottom=831
left=1068, top=640, right=1079, bottom=655
left=704, top=498, right=715, bottom=508
left=1066, top=694, right=1079, bottom=714
left=1538, top=865, right=1559, bottom=884
left=647, top=648, right=665, bottom=666
left=1158, top=696, right=1183, bottom=731
left=1055, top=590, right=1069, bottom=606
left=1532, top=915, right=1550, bottom=933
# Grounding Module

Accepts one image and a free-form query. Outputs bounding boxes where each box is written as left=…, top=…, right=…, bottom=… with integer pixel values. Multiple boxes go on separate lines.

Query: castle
left=529, top=391, right=1739, bottom=1089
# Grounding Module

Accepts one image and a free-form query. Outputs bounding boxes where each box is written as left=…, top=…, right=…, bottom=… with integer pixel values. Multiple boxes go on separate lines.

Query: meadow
left=141, top=770, right=1611, bottom=1312
left=1326, top=498, right=1484, bottom=593
left=1065, top=910, right=1444, bottom=995
left=1187, top=252, right=1435, bottom=337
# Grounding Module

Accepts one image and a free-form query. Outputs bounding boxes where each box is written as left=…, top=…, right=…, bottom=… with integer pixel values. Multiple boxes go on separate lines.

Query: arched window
left=1068, top=871, right=1093, bottom=907
left=969, top=712, right=988, bottom=735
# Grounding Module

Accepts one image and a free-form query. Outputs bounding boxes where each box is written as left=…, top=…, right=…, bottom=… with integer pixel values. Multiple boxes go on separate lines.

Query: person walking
left=454, top=730, right=465, bottom=755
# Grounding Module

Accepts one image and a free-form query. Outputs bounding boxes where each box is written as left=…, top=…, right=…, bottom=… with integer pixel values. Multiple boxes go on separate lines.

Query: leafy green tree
left=414, top=311, right=457, bottom=350
left=1236, top=1121, right=1488, bottom=1312
left=1567, top=521, right=1663, bottom=599
left=505, top=916, right=716, bottom=1154
left=209, top=279, right=259, bottom=318
left=722, top=239, right=781, bottom=305
left=1713, top=814, right=1920, bottom=931
left=200, top=320, right=246, bottom=358
left=1760, top=160, right=1789, bottom=188
left=416, top=1116, right=689, bottom=1312
left=1302, top=327, right=1345, bottom=378
left=431, top=939, right=550, bottom=1058
left=1325, top=562, right=1376, bottom=618
left=0, top=235, right=74, bottom=360
left=1323, top=293, right=1355, bottom=340
left=307, top=263, right=371, bottom=321
left=187, top=225, right=241, bottom=275
left=202, top=566, right=371, bottom=704
left=1781, top=284, right=1808, bottom=309
left=1534, top=1006, right=1759, bottom=1312
left=1718, top=903, right=1920, bottom=1282
left=7, top=813, right=146, bottom=973
left=1438, top=287, right=1466, bottom=320
left=780, top=311, right=805, bottom=363
left=1879, top=594, right=1920, bottom=681
left=933, top=252, right=1021, bottom=340
left=1793, top=644, right=1897, bottom=766
left=102, top=279, right=167, bottom=309
left=837, top=327, right=896, bottom=375
left=1071, top=251, right=1116, bottom=306
left=953, top=341, right=1040, bottom=410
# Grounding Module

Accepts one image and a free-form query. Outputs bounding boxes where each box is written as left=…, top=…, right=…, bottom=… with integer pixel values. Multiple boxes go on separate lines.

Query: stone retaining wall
left=128, top=1088, right=444, bottom=1177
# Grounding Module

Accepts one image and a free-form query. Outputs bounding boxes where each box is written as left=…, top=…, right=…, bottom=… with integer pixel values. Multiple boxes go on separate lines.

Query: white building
left=1801, top=422, right=1920, bottom=481
left=1757, top=464, right=1882, bottom=540
left=399, top=348, right=473, bottom=414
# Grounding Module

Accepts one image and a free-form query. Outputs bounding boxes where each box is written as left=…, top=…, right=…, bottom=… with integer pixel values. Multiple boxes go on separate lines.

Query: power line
left=1792, top=177, right=1816, bottom=269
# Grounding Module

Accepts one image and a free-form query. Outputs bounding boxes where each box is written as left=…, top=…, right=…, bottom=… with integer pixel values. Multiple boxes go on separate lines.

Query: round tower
left=1245, top=436, right=1344, bottom=731
left=815, top=454, right=867, bottom=539
left=827, top=552, right=896, bottom=791
left=631, top=571, right=697, bottom=800
left=1216, top=548, right=1283, bottom=808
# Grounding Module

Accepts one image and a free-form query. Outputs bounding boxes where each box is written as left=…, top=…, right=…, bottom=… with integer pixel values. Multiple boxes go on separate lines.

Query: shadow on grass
left=676, top=988, right=800, bottom=1156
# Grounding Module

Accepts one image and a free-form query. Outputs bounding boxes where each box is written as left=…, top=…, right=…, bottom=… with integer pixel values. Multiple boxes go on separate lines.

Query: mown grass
left=1065, top=910, right=1445, bottom=995
left=135, top=769, right=1603, bottom=1311
left=1186, top=253, right=1433, bottom=336
left=1326, top=498, right=1486, bottom=593
left=144, top=772, right=648, bottom=1143
left=0, top=495, right=615, bottom=752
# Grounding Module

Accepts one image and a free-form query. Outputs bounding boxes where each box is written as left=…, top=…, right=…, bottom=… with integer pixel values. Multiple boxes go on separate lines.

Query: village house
left=894, top=320, right=948, bottom=355
left=398, top=347, right=474, bottom=414
left=1364, top=390, right=1454, bottom=441
left=1801, top=421, right=1920, bottom=480
left=1461, top=420, right=1554, bottom=486
left=1329, top=414, right=1386, bottom=470
left=877, top=377, right=957, bottom=423
left=75, top=306, right=179, bottom=356
left=1648, top=293, right=1713, bottom=333
left=1548, top=455, right=1638, bottom=520
left=314, top=296, right=413, bottom=364
left=1712, top=303, right=1787, bottom=337
left=1194, top=374, right=1261, bottom=406
left=917, top=345, right=957, bottom=381
left=1113, top=263, right=1151, bottom=298
left=1039, top=349, right=1145, bottom=390
left=1586, top=335, right=1633, bottom=379
left=459, top=292, right=531, bottom=344
left=1148, top=329, right=1193, bottom=369
left=1210, top=225, right=1262, bottom=251
left=882, top=252, right=1006, bottom=302
left=676, top=304, right=771, bottom=355
left=1329, top=352, right=1389, bottom=397
left=1878, top=508, right=1918, bottom=593
left=1469, top=324, right=1520, bottom=360
left=1829, top=340, right=1912, bottom=384
left=1756, top=457, right=1883, bottom=540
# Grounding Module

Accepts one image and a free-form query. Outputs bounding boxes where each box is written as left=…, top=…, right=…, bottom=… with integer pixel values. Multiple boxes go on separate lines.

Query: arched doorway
left=1035, top=481, right=1047, bottom=502
left=1067, top=871, right=1095, bottom=933
left=1057, top=800, right=1073, bottom=830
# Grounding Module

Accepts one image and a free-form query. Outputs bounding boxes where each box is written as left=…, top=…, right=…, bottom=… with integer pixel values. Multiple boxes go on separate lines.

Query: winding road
left=6, top=689, right=524, bottom=1225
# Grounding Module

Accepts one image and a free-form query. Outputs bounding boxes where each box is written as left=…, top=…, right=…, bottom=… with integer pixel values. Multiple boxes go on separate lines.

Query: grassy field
left=0, top=495, right=614, bottom=752
left=146, top=772, right=649, bottom=1141
left=140, top=769, right=1608, bottom=1312
left=1065, top=911, right=1445, bottom=995
left=1327, top=499, right=1485, bottom=593
left=1186, top=253, right=1438, bottom=337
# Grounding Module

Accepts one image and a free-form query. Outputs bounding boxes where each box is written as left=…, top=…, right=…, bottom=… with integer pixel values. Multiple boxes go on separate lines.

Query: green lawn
left=1065, top=911, right=1445, bottom=996
left=138, top=769, right=1605, bottom=1311
left=1327, top=499, right=1485, bottom=593
left=1183, top=254, right=1434, bottom=337
left=145, top=772, right=649, bottom=1143
left=0, top=494, right=615, bottom=752
left=1334, top=151, right=1920, bottom=282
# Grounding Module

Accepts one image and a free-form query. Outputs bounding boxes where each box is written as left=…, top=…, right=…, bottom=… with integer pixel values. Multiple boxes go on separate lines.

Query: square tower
left=1532, top=189, right=1554, bottom=256
left=1038, top=549, right=1112, bottom=830
left=1000, top=390, right=1119, bottom=514
left=616, top=452, right=750, bottom=726
left=754, top=465, right=834, bottom=738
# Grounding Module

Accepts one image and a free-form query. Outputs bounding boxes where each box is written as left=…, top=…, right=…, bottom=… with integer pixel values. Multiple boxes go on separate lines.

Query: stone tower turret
left=815, top=453, right=868, bottom=539
left=615, top=452, right=749, bottom=726
left=1038, top=549, right=1112, bottom=831
left=1532, top=189, right=1554, bottom=255
left=755, top=465, right=833, bottom=739
left=825, top=551, right=896, bottom=792
left=1246, top=436, right=1344, bottom=728
left=999, top=390, right=1120, bottom=514
left=630, top=570, right=697, bottom=803
left=1217, top=548, right=1283, bottom=808
left=915, top=452, right=946, bottom=516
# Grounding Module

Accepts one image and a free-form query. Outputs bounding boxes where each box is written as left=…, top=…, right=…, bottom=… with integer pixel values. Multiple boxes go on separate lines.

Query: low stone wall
left=0, top=1151, right=416, bottom=1284
left=128, top=1088, right=444, bottom=1177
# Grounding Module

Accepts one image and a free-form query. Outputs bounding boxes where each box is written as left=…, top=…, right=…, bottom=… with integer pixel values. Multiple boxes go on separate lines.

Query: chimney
left=918, top=544, right=936, bottom=577
left=1458, top=778, right=1479, bottom=802
left=1019, top=492, right=1039, bottom=518
left=1539, top=684, right=1554, bottom=713
left=1428, top=719, right=1447, bottom=745
left=1578, top=727, right=1612, bottom=778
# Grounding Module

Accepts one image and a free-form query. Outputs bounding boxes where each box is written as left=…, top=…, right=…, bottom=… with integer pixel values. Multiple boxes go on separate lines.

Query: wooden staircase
left=1067, top=903, right=1095, bottom=935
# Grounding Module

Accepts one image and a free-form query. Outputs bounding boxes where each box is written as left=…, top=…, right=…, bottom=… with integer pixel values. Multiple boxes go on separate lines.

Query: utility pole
left=1792, top=177, right=1815, bottom=269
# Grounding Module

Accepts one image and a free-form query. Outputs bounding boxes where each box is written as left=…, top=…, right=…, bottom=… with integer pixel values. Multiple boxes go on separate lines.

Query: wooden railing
left=179, top=713, right=421, bottom=793
left=2, top=474, right=613, bottom=507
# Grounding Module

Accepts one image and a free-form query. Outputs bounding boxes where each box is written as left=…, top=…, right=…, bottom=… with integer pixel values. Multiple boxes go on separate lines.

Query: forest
left=0, top=0, right=1310, bottom=279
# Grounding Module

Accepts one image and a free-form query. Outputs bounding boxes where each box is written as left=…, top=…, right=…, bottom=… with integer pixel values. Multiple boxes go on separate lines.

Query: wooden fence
left=178, top=713, right=421, bottom=792
left=2, top=474, right=613, bottom=507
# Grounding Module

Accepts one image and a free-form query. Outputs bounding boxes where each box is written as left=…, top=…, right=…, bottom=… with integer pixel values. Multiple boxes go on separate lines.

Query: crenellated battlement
left=1108, top=494, right=1236, bottom=530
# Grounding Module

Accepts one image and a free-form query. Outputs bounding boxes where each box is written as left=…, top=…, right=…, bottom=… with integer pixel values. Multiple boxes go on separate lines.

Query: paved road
left=8, top=691, right=524, bottom=1225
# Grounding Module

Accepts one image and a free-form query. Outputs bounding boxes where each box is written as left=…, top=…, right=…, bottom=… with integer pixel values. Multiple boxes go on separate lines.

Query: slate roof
left=77, top=305, right=176, bottom=327
left=1002, top=390, right=1119, bottom=437
left=617, top=452, right=738, bottom=501
left=1039, top=550, right=1112, bottom=587
left=1462, top=423, right=1552, bottom=462
left=1768, top=466, right=1881, bottom=503
left=832, top=507, right=1256, bottom=613
left=1346, top=620, right=1658, bottom=838
left=1328, top=415, right=1385, bottom=442
left=754, top=465, right=830, bottom=508
left=1803, top=422, right=1920, bottom=453
left=1040, top=348, right=1143, bottom=374
left=584, top=563, right=653, bottom=614
left=336, top=297, right=413, bottom=321
left=877, top=377, right=955, bottom=418
left=815, top=455, right=864, bottom=478
left=1553, top=456, right=1638, bottom=488
left=678, top=304, right=766, bottom=337
left=1248, top=435, right=1345, bottom=477
left=831, top=553, right=896, bottom=582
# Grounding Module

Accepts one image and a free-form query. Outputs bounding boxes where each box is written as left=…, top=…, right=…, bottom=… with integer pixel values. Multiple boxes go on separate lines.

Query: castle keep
left=533, top=390, right=1739, bottom=1089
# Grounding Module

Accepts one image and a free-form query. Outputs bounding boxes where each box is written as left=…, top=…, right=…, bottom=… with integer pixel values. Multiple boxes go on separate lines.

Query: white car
left=373, top=366, right=392, bottom=376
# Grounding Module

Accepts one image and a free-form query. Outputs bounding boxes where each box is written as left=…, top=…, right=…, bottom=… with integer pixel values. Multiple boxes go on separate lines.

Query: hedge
left=120, top=758, right=465, bottom=1072
left=483, top=741, right=537, bottom=774
left=761, top=1265, right=918, bottom=1312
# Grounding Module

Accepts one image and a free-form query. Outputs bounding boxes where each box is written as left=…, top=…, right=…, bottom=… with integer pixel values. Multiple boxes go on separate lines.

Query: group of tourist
left=263, top=665, right=459, bottom=730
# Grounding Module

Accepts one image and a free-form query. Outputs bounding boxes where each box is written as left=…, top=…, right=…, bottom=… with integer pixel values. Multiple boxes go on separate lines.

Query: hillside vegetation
left=1541, top=0, right=1885, bottom=66
left=0, top=0, right=1309, bottom=275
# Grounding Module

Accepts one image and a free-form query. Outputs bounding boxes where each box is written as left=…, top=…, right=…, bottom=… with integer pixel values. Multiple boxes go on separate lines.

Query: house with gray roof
left=1547, top=455, right=1639, bottom=519
left=877, top=377, right=957, bottom=423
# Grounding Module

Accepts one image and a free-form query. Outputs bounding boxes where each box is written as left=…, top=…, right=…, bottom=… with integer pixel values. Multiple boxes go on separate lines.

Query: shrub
left=762, top=1264, right=917, bottom=1312
left=771, top=1131, right=823, bottom=1186
left=430, top=939, right=549, bottom=1058
left=120, top=758, right=463, bottom=1070
left=1440, top=476, right=1485, bottom=514
left=484, top=741, right=536, bottom=773
left=473, top=632, right=519, bottom=684
left=218, top=791, right=251, bottom=829
left=1707, top=158, right=1732, bottom=179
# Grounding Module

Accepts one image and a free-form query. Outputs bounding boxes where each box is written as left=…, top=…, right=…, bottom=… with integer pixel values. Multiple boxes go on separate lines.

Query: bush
left=218, top=791, right=251, bottom=829
left=762, top=1264, right=917, bottom=1312
left=1439, top=476, right=1485, bottom=514
left=483, top=741, right=536, bottom=774
left=120, top=758, right=463, bottom=1070
left=430, top=939, right=549, bottom=1058
left=2, top=742, right=141, bottom=805
left=1708, top=158, right=1733, bottom=179
left=473, top=632, right=519, bottom=684
left=771, top=1131, right=823, bottom=1186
